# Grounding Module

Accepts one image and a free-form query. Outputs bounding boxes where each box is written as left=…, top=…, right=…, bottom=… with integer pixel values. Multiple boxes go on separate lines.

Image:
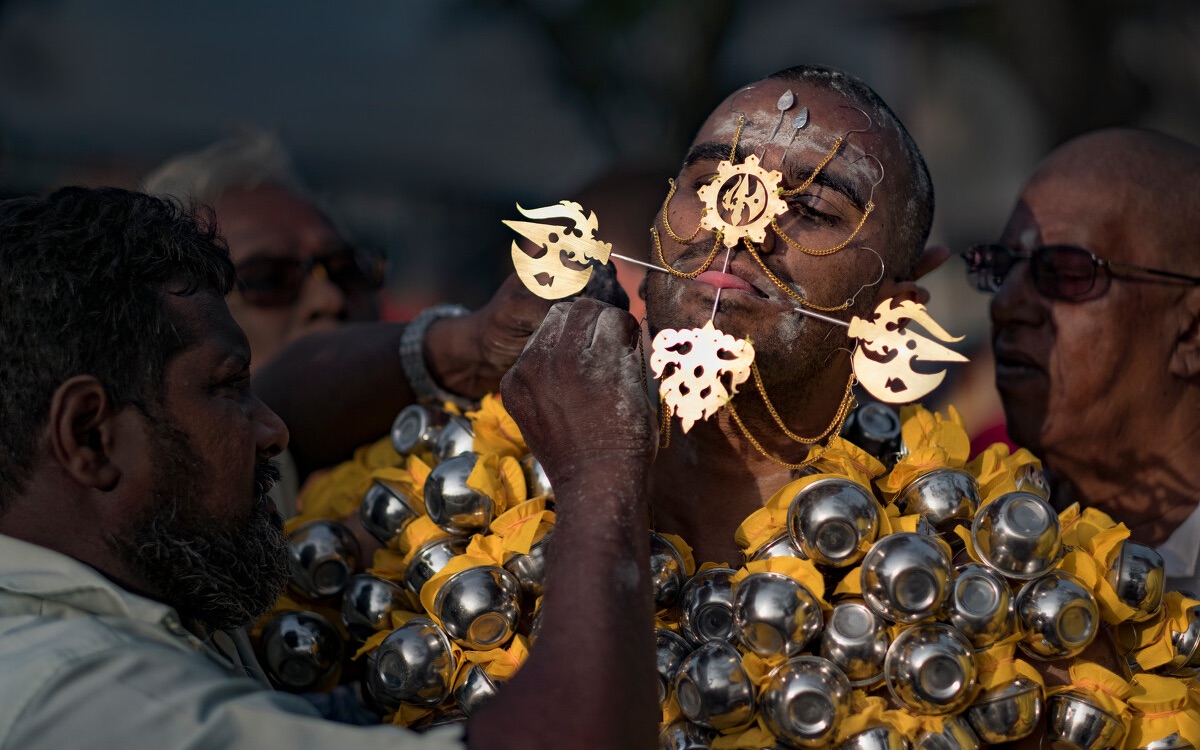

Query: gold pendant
left=503, top=202, right=612, bottom=299
left=848, top=299, right=969, bottom=404
left=696, top=155, right=789, bottom=248
left=650, top=321, right=755, bottom=433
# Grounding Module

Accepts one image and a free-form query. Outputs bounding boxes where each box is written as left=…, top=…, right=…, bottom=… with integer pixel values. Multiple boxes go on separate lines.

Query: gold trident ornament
left=503, top=201, right=612, bottom=299
left=848, top=299, right=969, bottom=404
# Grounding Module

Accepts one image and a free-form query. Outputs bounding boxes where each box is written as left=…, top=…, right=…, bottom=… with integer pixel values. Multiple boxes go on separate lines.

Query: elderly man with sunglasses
left=963, top=127, right=1200, bottom=595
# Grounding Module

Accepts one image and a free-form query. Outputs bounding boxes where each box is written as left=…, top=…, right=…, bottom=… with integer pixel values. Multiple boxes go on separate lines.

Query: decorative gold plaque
left=848, top=298, right=969, bottom=404
left=650, top=321, right=756, bottom=433
left=696, top=155, right=789, bottom=248
left=503, top=201, right=613, bottom=299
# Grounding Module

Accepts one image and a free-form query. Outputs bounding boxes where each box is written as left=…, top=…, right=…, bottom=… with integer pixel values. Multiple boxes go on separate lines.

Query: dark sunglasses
left=961, top=243, right=1200, bottom=302
left=235, top=246, right=386, bottom=308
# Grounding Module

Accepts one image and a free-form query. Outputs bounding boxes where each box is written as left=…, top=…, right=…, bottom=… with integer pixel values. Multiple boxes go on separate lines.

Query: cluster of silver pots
left=258, top=403, right=554, bottom=725
left=649, top=461, right=1177, bottom=749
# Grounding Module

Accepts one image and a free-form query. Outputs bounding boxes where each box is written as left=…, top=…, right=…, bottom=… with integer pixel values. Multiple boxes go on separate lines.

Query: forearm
left=468, top=466, right=658, bottom=750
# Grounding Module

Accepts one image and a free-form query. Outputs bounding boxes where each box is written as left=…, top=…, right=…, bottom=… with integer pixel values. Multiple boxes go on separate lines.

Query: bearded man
left=0, top=187, right=657, bottom=750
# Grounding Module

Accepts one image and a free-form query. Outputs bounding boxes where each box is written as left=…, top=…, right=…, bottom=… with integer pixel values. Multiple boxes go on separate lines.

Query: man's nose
left=252, top=397, right=290, bottom=460
left=990, top=259, right=1044, bottom=328
left=299, top=264, right=348, bottom=317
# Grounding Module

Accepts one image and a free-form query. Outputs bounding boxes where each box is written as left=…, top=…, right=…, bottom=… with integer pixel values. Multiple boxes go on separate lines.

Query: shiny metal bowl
left=287, top=519, right=361, bottom=599
left=747, top=531, right=808, bottom=563
left=1016, top=570, right=1099, bottom=660
left=1107, top=540, right=1165, bottom=622
left=861, top=532, right=954, bottom=624
left=915, top=714, right=981, bottom=750
left=366, top=615, right=456, bottom=709
left=341, top=573, right=409, bottom=641
left=885, top=623, right=977, bottom=715
left=391, top=403, right=449, bottom=455
left=503, top=529, right=552, bottom=607
left=360, top=478, right=422, bottom=544
left=965, top=676, right=1043, bottom=744
left=433, top=565, right=522, bottom=650
left=898, top=468, right=981, bottom=531
left=656, top=628, right=694, bottom=703
left=947, top=563, right=1014, bottom=649
left=673, top=640, right=756, bottom=731
left=453, top=663, right=502, bottom=717
left=787, top=477, right=880, bottom=567
left=658, top=720, right=717, bottom=750
left=971, top=491, right=1061, bottom=580
left=424, top=452, right=496, bottom=535
left=650, top=532, right=688, bottom=610
left=1140, top=733, right=1195, bottom=750
left=403, top=536, right=469, bottom=597
left=820, top=599, right=890, bottom=688
left=521, top=454, right=554, bottom=499
left=840, top=401, right=903, bottom=464
left=732, top=571, right=823, bottom=658
left=759, top=655, right=852, bottom=748
left=1046, top=690, right=1127, bottom=750
left=432, top=414, right=475, bottom=462
left=839, top=724, right=911, bottom=750
left=680, top=567, right=737, bottom=645
left=259, top=610, right=344, bottom=692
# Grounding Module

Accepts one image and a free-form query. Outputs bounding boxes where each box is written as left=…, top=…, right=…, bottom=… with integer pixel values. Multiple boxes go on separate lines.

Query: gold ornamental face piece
left=847, top=298, right=969, bottom=404
left=697, top=155, right=789, bottom=248
left=650, top=321, right=756, bottom=433
left=504, top=201, right=613, bottom=299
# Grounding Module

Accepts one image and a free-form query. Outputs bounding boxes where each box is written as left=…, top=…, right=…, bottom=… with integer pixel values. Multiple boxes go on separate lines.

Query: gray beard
left=113, top=418, right=290, bottom=632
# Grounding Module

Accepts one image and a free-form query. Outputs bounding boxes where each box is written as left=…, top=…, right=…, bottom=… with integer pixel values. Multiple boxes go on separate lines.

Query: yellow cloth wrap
left=465, top=452, right=526, bottom=516
left=460, top=634, right=530, bottom=683
left=836, top=692, right=923, bottom=744
left=1125, top=674, right=1200, bottom=750
left=1060, top=506, right=1123, bottom=552
left=698, top=560, right=733, bottom=574
left=489, top=497, right=554, bottom=556
left=288, top=443, right=430, bottom=533
left=975, top=642, right=1045, bottom=694
left=659, top=532, right=696, bottom=577
left=834, top=565, right=863, bottom=599
left=734, top=505, right=789, bottom=559
left=807, top=436, right=887, bottom=486
left=661, top=693, right=682, bottom=727
left=1058, top=548, right=1138, bottom=626
left=389, top=703, right=433, bottom=728
left=353, top=609, right=425, bottom=659
left=1127, top=591, right=1200, bottom=671
left=966, top=443, right=1017, bottom=505
left=877, top=405, right=970, bottom=501
left=1048, top=661, right=1132, bottom=726
left=731, top=557, right=827, bottom=607
left=419, top=548, right=510, bottom=642
left=467, top=394, right=527, bottom=459
left=379, top=516, right=453, bottom=575
left=712, top=723, right=778, bottom=750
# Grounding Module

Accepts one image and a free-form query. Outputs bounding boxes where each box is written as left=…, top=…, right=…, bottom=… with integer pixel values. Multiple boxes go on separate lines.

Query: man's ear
left=47, top=376, right=123, bottom=491
left=1170, top=288, right=1200, bottom=379
left=877, top=244, right=953, bottom=306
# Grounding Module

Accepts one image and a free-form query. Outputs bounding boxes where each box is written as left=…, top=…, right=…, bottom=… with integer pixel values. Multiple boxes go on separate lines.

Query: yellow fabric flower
left=877, top=405, right=970, bottom=501
left=1125, top=673, right=1200, bottom=750
left=489, top=497, right=555, bottom=556
left=460, top=634, right=531, bottom=683
left=731, top=557, right=827, bottom=605
left=468, top=394, right=527, bottom=459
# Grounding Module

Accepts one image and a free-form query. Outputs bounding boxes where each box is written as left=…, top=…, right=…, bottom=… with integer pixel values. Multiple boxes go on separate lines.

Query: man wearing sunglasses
left=964, top=128, right=1200, bottom=594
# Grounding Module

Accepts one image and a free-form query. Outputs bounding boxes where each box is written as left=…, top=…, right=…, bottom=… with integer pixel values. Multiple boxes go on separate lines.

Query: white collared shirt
left=1157, top=501, right=1200, bottom=598
left=0, top=533, right=462, bottom=750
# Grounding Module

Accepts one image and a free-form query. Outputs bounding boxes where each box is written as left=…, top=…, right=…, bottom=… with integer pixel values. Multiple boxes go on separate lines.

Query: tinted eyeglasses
left=235, top=246, right=386, bottom=308
left=961, top=243, right=1200, bottom=302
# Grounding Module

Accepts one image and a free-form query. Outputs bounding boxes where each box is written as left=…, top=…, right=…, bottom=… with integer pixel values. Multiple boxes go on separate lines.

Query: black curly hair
left=0, top=186, right=236, bottom=508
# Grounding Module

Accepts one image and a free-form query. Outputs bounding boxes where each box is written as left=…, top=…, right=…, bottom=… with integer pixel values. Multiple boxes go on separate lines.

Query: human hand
left=500, top=298, right=656, bottom=492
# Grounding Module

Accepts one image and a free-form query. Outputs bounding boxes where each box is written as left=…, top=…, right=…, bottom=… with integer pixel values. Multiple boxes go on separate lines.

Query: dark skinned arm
left=253, top=273, right=553, bottom=477
left=467, top=298, right=658, bottom=750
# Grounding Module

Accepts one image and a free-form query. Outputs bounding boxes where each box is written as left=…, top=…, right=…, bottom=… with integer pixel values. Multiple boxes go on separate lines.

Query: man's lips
left=993, top=343, right=1043, bottom=378
left=694, top=270, right=766, bottom=297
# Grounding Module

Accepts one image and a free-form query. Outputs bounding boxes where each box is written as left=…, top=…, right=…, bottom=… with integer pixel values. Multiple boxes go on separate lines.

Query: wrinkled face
left=989, top=168, right=1178, bottom=468
left=113, top=293, right=292, bottom=630
left=215, top=184, right=376, bottom=368
left=645, top=79, right=908, bottom=392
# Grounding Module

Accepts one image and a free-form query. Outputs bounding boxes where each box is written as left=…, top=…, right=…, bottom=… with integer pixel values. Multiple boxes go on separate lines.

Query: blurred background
left=1, top=0, right=1197, bottom=435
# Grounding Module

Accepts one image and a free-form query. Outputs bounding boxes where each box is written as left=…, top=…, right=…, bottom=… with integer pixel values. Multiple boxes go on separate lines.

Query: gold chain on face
left=769, top=201, right=874, bottom=257
left=778, top=135, right=844, bottom=198
left=659, top=115, right=749, bottom=246
left=726, top=370, right=857, bottom=470
left=753, top=365, right=856, bottom=444
left=741, top=237, right=852, bottom=312
left=652, top=227, right=723, bottom=279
